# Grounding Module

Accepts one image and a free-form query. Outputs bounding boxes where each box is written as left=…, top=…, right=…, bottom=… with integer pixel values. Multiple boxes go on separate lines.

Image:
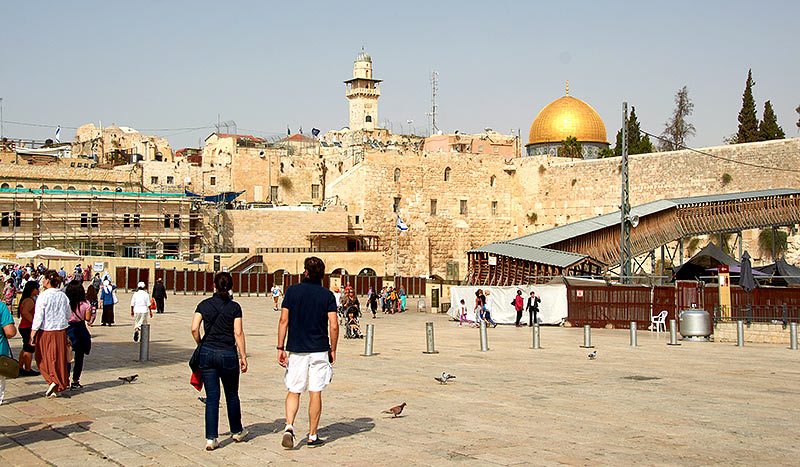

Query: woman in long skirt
left=99, top=279, right=116, bottom=326
left=32, top=271, right=72, bottom=397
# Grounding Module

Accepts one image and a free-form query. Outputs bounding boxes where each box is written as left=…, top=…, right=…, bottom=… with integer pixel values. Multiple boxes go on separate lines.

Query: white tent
left=17, top=247, right=81, bottom=261
left=447, top=284, right=569, bottom=325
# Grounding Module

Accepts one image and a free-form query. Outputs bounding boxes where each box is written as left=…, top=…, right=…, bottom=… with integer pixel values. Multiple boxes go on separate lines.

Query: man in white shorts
left=130, top=282, right=152, bottom=342
left=271, top=284, right=282, bottom=311
left=277, top=257, right=339, bottom=449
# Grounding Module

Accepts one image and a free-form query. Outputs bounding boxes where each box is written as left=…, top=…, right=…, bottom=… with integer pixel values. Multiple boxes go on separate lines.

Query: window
left=166, top=176, right=174, bottom=184
left=490, top=175, right=496, bottom=187
left=91, top=213, right=99, bottom=227
left=460, top=200, right=468, bottom=215
left=493, top=147, right=499, bottom=153
left=430, top=199, right=437, bottom=216
left=0, top=183, right=8, bottom=189
left=115, top=187, right=122, bottom=192
left=393, top=197, right=401, bottom=213
left=478, top=145, right=483, bottom=152
left=155, top=152, right=163, bottom=162
left=16, top=184, right=23, bottom=189
left=70, top=162, right=75, bottom=167
left=68, top=186, right=76, bottom=190
left=210, top=176, right=216, bottom=186
left=444, top=167, right=451, bottom=181
left=40, top=185, right=49, bottom=190
left=270, top=186, right=278, bottom=202
left=81, top=213, right=88, bottom=228
left=123, top=214, right=131, bottom=227
left=173, top=214, right=180, bottom=228
left=103, top=187, right=110, bottom=191
left=53, top=185, right=62, bottom=190
left=311, top=184, right=320, bottom=199
left=355, top=215, right=360, bottom=224
left=164, top=214, right=171, bottom=228
left=1, top=212, right=9, bottom=227
left=394, top=168, right=400, bottom=182
left=151, top=176, right=159, bottom=184
left=492, top=201, right=498, bottom=216
left=365, top=115, right=372, bottom=123
left=133, top=214, right=141, bottom=228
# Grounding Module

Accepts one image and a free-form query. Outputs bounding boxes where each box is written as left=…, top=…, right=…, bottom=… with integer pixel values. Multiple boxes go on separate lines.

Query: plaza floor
left=1, top=292, right=799, bottom=466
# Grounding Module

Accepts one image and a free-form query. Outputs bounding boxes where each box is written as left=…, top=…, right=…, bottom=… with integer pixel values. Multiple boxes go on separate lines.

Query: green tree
left=613, top=106, right=654, bottom=156
left=759, top=100, right=785, bottom=140
left=660, top=86, right=696, bottom=151
left=758, top=228, right=788, bottom=260
left=598, top=147, right=615, bottom=158
left=736, top=69, right=760, bottom=143
left=558, top=136, right=582, bottom=158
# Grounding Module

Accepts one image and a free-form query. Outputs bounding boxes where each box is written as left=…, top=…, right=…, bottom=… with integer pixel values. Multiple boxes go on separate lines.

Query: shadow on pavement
left=318, top=417, right=375, bottom=444
left=244, top=418, right=287, bottom=440
left=0, top=421, right=93, bottom=451
left=3, top=379, right=121, bottom=404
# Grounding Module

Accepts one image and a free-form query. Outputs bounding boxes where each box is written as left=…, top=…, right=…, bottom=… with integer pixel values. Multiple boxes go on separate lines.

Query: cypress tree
left=736, top=69, right=760, bottom=143
left=759, top=100, right=785, bottom=140
left=613, top=106, right=654, bottom=156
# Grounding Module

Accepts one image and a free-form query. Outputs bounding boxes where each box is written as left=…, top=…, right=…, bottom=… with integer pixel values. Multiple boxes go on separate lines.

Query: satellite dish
left=629, top=215, right=640, bottom=228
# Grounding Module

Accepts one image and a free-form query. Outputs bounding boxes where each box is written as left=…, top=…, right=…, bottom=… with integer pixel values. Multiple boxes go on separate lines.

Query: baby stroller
left=344, top=305, right=363, bottom=339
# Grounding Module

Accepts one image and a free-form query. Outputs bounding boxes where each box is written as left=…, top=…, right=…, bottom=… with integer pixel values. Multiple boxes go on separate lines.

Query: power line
left=3, top=120, right=215, bottom=132
left=640, top=130, right=800, bottom=174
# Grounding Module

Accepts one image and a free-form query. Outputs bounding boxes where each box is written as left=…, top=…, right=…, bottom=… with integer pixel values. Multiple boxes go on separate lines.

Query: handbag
left=112, top=291, right=119, bottom=305
left=149, top=298, right=157, bottom=311
left=0, top=349, right=20, bottom=379
left=189, top=305, right=222, bottom=389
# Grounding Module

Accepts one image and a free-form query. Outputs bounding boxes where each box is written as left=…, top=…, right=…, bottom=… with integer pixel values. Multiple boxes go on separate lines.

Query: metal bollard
left=790, top=322, right=798, bottom=350
left=667, top=319, right=680, bottom=346
left=423, top=322, right=439, bottom=354
left=531, top=324, right=542, bottom=349
left=362, top=324, right=375, bottom=356
left=138, top=323, right=150, bottom=362
left=479, top=319, right=489, bottom=351
left=580, top=324, right=594, bottom=348
left=630, top=321, right=637, bottom=347
left=736, top=320, right=745, bottom=347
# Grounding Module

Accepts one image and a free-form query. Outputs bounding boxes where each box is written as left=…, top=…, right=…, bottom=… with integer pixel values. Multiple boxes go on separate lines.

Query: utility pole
left=620, top=102, right=631, bottom=284
left=425, top=71, right=439, bottom=136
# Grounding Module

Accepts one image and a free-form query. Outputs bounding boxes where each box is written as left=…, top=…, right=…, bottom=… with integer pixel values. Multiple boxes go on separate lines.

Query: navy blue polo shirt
left=283, top=277, right=338, bottom=353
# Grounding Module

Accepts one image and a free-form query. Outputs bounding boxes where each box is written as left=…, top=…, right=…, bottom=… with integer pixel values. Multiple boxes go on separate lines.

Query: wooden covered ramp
left=468, top=189, right=800, bottom=285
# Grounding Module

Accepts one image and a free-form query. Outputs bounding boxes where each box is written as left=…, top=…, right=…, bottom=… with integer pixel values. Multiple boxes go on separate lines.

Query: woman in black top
left=191, top=272, right=248, bottom=451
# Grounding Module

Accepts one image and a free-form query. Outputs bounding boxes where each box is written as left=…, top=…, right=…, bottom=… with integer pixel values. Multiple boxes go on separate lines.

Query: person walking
left=191, top=272, right=248, bottom=451
left=527, top=291, right=541, bottom=326
left=91, top=273, right=102, bottom=292
left=85, top=284, right=98, bottom=324
left=0, top=298, right=17, bottom=405
left=3, top=278, right=16, bottom=314
left=16, top=281, right=40, bottom=377
left=513, top=290, right=525, bottom=327
left=99, top=280, right=116, bottom=326
left=152, top=278, right=167, bottom=314
left=130, top=282, right=152, bottom=342
left=65, top=280, right=93, bottom=389
left=277, top=256, right=339, bottom=449
left=271, top=284, right=282, bottom=311
left=483, top=290, right=497, bottom=327
left=398, top=285, right=406, bottom=312
left=368, top=288, right=378, bottom=319
left=32, top=271, right=71, bottom=397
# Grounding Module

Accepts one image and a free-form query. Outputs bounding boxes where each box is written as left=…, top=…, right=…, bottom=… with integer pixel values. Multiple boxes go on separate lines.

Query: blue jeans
left=198, top=346, right=242, bottom=439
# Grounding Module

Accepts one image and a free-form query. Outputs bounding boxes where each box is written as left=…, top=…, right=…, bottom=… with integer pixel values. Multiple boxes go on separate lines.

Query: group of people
left=458, top=289, right=541, bottom=327
left=191, top=257, right=339, bottom=451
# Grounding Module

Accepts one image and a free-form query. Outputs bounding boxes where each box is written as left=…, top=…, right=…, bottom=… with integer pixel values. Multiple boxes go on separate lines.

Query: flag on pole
left=396, top=215, right=408, bottom=231
left=299, top=126, right=303, bottom=135
left=54, top=125, right=61, bottom=143
left=311, top=128, right=320, bottom=137
left=287, top=126, right=290, bottom=136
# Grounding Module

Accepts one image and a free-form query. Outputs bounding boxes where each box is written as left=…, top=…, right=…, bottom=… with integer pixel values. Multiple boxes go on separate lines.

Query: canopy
left=755, top=259, right=800, bottom=286
left=674, top=243, right=739, bottom=281
left=17, top=247, right=81, bottom=261
left=184, top=190, right=244, bottom=204
left=0, top=258, right=17, bottom=265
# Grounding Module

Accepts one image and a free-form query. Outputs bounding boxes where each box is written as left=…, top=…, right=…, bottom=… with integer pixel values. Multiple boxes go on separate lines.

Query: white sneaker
left=45, top=382, right=58, bottom=397
left=205, top=438, right=219, bottom=451
left=232, top=428, right=249, bottom=442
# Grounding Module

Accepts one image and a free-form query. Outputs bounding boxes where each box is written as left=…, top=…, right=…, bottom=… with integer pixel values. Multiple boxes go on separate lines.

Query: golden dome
left=527, top=95, right=608, bottom=146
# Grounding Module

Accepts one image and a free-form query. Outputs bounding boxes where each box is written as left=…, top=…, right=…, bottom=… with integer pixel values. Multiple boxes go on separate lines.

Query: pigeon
left=382, top=402, right=406, bottom=418
left=434, top=372, right=456, bottom=384
left=587, top=351, right=597, bottom=360
left=118, top=374, right=139, bottom=383
left=198, top=396, right=206, bottom=404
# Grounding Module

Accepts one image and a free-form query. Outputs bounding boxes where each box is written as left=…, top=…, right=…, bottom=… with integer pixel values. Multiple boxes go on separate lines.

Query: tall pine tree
left=759, top=100, right=785, bottom=140
left=613, top=106, right=654, bottom=156
left=736, top=69, right=760, bottom=143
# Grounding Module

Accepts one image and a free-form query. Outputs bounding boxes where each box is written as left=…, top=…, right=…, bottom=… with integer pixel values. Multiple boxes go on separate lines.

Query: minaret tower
left=344, top=48, right=381, bottom=131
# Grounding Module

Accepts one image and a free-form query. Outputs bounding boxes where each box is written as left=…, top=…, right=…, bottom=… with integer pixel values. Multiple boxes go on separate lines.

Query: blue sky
left=1, top=0, right=798, bottom=149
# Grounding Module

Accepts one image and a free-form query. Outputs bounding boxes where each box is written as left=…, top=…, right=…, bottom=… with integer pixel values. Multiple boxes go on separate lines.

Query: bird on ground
left=434, top=372, right=456, bottom=384
left=118, top=374, right=139, bottom=383
left=588, top=351, right=597, bottom=360
left=382, top=403, right=406, bottom=418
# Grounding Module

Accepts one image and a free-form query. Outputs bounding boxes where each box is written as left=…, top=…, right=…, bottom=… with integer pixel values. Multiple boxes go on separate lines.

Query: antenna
left=425, top=71, right=439, bottom=136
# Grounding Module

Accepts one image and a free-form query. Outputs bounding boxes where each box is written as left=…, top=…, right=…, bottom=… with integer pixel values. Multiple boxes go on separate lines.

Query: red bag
left=191, top=371, right=203, bottom=391
left=149, top=298, right=157, bottom=310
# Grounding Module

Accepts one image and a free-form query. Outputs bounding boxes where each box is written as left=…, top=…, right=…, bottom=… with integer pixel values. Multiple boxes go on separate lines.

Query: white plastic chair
left=651, top=310, right=668, bottom=334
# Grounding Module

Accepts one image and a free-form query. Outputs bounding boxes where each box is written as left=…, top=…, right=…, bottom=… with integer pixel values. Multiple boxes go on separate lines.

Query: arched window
left=444, top=167, right=451, bottom=182
left=67, top=186, right=76, bottom=190
left=16, top=184, right=23, bottom=189
left=115, top=187, right=122, bottom=192
left=102, top=187, right=110, bottom=191
left=394, top=168, right=400, bottom=182
left=53, top=185, right=63, bottom=190
left=0, top=183, right=9, bottom=189
left=490, top=175, right=496, bottom=187
left=365, top=115, right=372, bottom=123
left=40, top=185, right=49, bottom=190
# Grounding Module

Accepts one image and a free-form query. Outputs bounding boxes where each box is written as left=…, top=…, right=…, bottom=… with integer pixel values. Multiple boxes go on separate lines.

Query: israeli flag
left=396, top=215, right=408, bottom=231
left=55, top=125, right=61, bottom=143
left=311, top=128, right=320, bottom=137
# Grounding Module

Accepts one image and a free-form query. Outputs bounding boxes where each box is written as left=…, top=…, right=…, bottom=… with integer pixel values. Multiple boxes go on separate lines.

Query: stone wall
left=0, top=163, right=137, bottom=191
left=714, top=321, right=795, bottom=345
left=224, top=208, right=350, bottom=251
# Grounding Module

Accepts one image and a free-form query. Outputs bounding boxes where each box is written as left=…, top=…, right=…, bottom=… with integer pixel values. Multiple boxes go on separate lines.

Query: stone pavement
left=2, top=292, right=799, bottom=466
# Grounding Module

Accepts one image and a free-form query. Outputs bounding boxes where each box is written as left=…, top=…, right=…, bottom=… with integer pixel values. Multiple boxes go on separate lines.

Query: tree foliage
left=759, top=100, right=785, bottom=140
left=660, top=86, right=695, bottom=151
left=736, top=69, right=760, bottom=143
left=613, top=106, right=654, bottom=156
left=796, top=105, right=800, bottom=132
left=758, top=228, right=788, bottom=260
left=558, top=136, right=582, bottom=158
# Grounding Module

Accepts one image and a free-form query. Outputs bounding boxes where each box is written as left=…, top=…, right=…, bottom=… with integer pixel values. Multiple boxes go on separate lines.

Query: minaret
left=344, top=48, right=381, bottom=131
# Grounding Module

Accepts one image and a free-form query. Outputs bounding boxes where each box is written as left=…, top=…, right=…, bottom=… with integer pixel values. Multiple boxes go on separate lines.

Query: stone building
left=72, top=124, right=174, bottom=164
left=345, top=48, right=381, bottom=132
left=423, top=131, right=519, bottom=157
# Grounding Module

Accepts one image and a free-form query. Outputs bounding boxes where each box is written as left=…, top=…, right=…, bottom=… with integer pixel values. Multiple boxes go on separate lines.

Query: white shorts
left=133, top=312, right=149, bottom=329
left=284, top=351, right=332, bottom=393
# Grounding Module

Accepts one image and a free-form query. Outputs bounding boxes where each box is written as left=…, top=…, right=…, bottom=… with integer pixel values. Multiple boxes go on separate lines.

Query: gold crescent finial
left=566, top=80, right=569, bottom=96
